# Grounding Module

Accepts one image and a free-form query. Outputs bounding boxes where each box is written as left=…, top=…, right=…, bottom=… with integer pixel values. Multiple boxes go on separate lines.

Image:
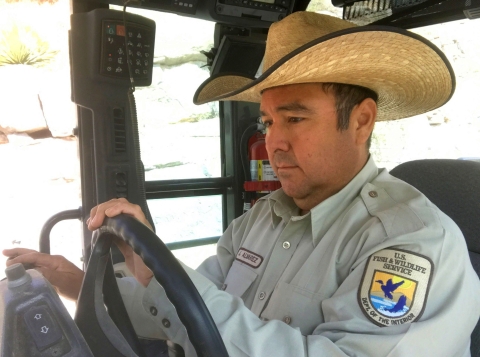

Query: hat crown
left=194, top=11, right=454, bottom=122
left=263, top=12, right=357, bottom=71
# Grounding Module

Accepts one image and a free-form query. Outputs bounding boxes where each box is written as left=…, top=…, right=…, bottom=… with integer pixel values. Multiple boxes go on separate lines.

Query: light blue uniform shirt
left=118, top=157, right=480, bottom=356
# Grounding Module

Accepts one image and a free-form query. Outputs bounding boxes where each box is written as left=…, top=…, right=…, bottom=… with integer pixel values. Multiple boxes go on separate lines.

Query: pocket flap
left=223, top=261, right=258, bottom=298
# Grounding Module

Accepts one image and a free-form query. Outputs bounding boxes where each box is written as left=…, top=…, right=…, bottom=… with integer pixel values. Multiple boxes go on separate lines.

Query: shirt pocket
left=261, top=281, right=325, bottom=335
left=223, top=261, right=258, bottom=299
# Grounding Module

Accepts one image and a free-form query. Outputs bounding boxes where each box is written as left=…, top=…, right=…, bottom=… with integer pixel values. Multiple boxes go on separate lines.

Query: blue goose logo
left=369, top=272, right=416, bottom=318
left=375, top=279, right=404, bottom=299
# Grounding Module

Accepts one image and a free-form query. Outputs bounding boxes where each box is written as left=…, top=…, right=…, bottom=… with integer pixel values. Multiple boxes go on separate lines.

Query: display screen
left=254, top=0, right=275, bottom=4
left=116, top=24, right=126, bottom=37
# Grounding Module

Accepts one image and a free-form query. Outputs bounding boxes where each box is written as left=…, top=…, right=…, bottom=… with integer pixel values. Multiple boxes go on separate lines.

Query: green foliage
left=0, top=24, right=58, bottom=67
left=153, top=161, right=185, bottom=169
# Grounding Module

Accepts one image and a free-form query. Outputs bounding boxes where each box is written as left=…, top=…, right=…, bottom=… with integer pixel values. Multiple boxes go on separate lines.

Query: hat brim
left=194, top=26, right=455, bottom=121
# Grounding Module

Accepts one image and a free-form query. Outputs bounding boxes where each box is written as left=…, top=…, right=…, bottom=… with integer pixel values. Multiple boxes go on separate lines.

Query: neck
left=295, top=154, right=370, bottom=214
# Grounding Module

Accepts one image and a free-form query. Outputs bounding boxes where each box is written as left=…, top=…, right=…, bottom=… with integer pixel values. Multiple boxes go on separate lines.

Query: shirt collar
left=267, top=156, right=379, bottom=245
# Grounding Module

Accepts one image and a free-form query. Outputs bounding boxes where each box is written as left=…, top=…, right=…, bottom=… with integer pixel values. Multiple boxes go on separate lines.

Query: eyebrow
left=259, top=102, right=315, bottom=116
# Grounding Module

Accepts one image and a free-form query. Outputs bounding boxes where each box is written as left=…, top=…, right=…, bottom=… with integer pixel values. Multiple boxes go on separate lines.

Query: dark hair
left=321, top=83, right=378, bottom=149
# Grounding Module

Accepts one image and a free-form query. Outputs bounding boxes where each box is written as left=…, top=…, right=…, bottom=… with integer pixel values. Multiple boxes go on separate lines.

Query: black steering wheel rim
left=75, top=214, right=228, bottom=357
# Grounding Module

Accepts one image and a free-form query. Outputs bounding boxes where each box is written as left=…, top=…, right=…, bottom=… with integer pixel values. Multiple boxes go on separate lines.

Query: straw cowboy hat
left=194, top=11, right=455, bottom=121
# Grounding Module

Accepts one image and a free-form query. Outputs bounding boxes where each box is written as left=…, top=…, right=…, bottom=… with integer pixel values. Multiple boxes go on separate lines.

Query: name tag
left=236, top=248, right=263, bottom=268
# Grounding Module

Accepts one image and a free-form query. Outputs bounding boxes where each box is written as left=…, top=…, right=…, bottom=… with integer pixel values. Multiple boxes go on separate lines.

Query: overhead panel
left=73, top=0, right=296, bottom=28
left=340, top=0, right=480, bottom=28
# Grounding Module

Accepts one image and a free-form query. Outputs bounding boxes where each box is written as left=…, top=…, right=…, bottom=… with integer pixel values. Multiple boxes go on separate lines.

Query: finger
left=104, top=201, right=143, bottom=220
left=106, top=202, right=152, bottom=230
left=88, top=198, right=130, bottom=231
left=89, top=204, right=98, bottom=221
left=90, top=201, right=151, bottom=231
left=3, top=247, right=38, bottom=258
left=89, top=198, right=123, bottom=224
left=5, top=252, right=60, bottom=270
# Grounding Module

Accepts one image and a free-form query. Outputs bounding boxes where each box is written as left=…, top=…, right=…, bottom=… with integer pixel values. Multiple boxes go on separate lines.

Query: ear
left=350, top=98, right=377, bottom=147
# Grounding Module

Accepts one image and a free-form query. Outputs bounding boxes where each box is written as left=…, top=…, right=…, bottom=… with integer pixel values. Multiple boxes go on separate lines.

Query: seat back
left=390, top=159, right=480, bottom=356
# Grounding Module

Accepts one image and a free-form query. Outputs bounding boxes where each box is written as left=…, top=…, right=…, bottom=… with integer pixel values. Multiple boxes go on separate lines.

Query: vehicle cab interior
left=0, top=0, right=479, bottom=356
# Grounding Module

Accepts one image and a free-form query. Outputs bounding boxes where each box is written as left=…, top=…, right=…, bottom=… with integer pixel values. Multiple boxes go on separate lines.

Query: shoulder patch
left=358, top=248, right=433, bottom=327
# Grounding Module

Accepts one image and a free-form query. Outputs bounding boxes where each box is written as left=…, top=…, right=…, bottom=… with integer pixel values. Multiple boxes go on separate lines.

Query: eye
left=288, top=117, right=304, bottom=123
left=262, top=119, right=273, bottom=128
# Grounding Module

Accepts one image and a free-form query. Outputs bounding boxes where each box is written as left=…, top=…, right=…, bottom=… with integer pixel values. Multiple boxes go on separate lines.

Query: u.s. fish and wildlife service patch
left=358, top=248, right=433, bottom=327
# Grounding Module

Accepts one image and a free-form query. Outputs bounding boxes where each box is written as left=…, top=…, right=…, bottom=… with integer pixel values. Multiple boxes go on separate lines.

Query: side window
left=372, top=20, right=480, bottom=169
left=0, top=0, right=78, bottom=313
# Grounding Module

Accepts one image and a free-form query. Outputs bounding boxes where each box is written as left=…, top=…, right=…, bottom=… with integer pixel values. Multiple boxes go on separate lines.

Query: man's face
left=260, top=83, right=370, bottom=212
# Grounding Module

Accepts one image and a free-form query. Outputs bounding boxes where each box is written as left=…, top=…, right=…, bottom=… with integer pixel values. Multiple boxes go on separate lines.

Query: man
left=4, top=11, right=480, bottom=357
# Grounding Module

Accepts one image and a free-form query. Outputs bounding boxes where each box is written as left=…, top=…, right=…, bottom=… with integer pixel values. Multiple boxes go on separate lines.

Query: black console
left=0, top=264, right=93, bottom=357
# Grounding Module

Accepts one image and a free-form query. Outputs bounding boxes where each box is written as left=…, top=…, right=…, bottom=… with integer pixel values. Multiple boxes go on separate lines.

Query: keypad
left=101, top=21, right=154, bottom=81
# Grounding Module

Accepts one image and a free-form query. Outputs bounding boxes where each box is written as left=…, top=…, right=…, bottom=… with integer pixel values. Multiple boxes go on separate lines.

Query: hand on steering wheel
left=88, top=198, right=153, bottom=287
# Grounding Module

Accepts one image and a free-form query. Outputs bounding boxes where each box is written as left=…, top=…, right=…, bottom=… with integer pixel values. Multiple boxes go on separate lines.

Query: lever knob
left=5, top=263, right=32, bottom=289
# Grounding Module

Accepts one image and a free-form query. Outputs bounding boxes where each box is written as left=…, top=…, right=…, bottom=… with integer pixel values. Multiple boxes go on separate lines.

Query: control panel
left=24, top=305, right=68, bottom=353
left=215, top=0, right=293, bottom=22
left=0, top=264, right=93, bottom=357
left=101, top=20, right=154, bottom=81
left=218, top=0, right=288, bottom=17
left=171, top=0, right=198, bottom=14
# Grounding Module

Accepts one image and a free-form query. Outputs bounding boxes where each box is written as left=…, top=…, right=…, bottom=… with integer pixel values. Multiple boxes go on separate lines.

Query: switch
left=115, top=172, right=127, bottom=186
left=24, top=306, right=63, bottom=351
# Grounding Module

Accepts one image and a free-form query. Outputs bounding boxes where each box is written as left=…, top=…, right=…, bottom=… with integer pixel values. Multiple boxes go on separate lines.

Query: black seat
left=390, top=159, right=480, bottom=357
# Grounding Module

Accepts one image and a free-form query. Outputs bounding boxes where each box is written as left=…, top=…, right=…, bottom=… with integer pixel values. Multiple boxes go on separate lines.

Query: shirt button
left=258, top=291, right=266, bottom=300
left=162, top=318, right=171, bottom=328
left=369, top=190, right=378, bottom=198
left=283, top=316, right=292, bottom=325
left=282, top=241, right=291, bottom=249
left=149, top=306, right=158, bottom=316
left=221, top=284, right=228, bottom=291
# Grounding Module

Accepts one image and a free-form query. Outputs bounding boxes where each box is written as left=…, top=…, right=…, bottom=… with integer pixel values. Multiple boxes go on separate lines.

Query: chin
left=280, top=184, right=305, bottom=200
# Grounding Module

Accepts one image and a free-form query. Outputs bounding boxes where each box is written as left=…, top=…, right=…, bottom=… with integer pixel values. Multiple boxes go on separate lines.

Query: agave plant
left=0, top=24, right=59, bottom=67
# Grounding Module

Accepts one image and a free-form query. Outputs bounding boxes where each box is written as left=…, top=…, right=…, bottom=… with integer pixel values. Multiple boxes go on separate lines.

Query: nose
left=265, top=122, right=290, bottom=154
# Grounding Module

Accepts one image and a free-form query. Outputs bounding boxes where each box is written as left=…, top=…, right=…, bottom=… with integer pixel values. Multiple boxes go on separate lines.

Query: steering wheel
left=74, top=214, right=228, bottom=357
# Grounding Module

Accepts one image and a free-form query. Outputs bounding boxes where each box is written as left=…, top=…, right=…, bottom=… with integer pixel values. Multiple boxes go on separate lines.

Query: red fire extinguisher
left=243, top=131, right=281, bottom=211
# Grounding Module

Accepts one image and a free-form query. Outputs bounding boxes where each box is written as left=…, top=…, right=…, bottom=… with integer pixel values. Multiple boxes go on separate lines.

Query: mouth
left=276, top=165, right=296, bottom=169
left=272, top=153, right=297, bottom=170
left=275, top=165, right=297, bottom=173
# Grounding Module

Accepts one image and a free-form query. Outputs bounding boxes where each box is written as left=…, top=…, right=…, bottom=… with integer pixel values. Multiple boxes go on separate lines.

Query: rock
left=5, top=133, right=35, bottom=145
left=38, top=69, right=76, bottom=138
left=0, top=131, right=8, bottom=144
left=0, top=65, right=48, bottom=135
